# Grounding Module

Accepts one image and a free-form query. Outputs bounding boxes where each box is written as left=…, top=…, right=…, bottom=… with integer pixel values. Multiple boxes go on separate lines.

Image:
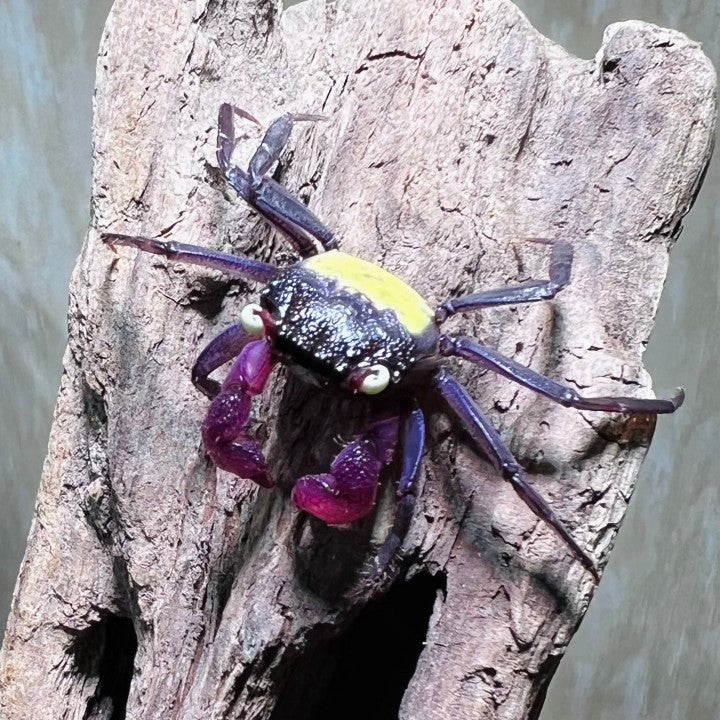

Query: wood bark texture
left=0, top=0, right=716, bottom=718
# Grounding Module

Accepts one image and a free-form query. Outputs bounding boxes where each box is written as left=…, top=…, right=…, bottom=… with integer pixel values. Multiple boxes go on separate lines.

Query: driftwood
left=0, top=0, right=715, bottom=718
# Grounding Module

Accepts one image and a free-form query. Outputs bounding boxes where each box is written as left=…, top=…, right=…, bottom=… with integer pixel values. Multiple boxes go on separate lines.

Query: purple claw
left=293, top=418, right=399, bottom=524
left=201, top=340, right=276, bottom=487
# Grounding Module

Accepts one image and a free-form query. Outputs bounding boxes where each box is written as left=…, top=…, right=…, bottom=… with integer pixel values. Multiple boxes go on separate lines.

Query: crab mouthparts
left=258, top=308, right=278, bottom=339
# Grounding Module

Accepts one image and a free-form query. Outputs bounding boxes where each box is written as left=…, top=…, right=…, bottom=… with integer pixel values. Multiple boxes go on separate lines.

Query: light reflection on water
left=1, top=1, right=717, bottom=717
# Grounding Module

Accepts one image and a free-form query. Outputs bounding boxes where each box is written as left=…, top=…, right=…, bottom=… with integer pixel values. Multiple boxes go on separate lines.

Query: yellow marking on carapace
left=304, top=251, right=434, bottom=335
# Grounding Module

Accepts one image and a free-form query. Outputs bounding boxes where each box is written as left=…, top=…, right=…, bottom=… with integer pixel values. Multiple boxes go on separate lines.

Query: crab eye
left=240, top=303, right=264, bottom=336
left=359, top=364, right=390, bottom=395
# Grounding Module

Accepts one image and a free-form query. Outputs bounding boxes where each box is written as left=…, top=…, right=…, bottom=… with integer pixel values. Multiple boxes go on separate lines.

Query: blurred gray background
left=1, top=1, right=717, bottom=718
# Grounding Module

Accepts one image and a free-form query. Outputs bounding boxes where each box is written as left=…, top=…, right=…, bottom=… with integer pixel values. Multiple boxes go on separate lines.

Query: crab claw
left=202, top=387, right=272, bottom=487
left=201, top=340, right=276, bottom=487
left=292, top=418, right=398, bottom=524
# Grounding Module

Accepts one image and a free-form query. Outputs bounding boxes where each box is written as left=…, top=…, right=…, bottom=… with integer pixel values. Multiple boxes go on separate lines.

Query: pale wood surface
left=0, top=1, right=715, bottom=718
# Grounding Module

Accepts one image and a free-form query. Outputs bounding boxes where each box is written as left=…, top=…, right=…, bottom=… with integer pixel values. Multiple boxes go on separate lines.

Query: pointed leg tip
left=571, top=551, right=600, bottom=582
left=100, top=233, right=129, bottom=254
left=230, top=105, right=263, bottom=129
left=101, top=232, right=134, bottom=250
left=575, top=548, right=600, bottom=582
left=673, top=387, right=686, bottom=410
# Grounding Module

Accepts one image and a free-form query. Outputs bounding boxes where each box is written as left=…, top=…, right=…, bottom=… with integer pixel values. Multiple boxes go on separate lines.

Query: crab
left=102, top=104, right=683, bottom=581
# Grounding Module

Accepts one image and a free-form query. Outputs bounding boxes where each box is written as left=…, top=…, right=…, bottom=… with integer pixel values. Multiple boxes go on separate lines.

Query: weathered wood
left=1, top=1, right=715, bottom=718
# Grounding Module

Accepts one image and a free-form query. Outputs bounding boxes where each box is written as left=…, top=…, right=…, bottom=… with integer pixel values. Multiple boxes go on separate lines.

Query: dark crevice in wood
left=602, top=57, right=619, bottom=74
left=269, top=570, right=446, bottom=720
left=70, top=614, right=138, bottom=720
left=183, top=277, right=237, bottom=320
left=82, top=379, right=108, bottom=431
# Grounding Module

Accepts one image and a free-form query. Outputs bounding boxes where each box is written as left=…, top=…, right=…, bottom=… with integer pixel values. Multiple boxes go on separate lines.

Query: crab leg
left=101, top=233, right=278, bottom=283
left=375, top=407, right=425, bottom=573
left=435, top=238, right=572, bottom=323
left=247, top=111, right=327, bottom=190
left=191, top=323, right=256, bottom=399
left=440, top=335, right=684, bottom=414
left=292, top=417, right=399, bottom=525
left=201, top=339, right=276, bottom=487
left=433, top=368, right=598, bottom=579
left=217, top=103, right=338, bottom=256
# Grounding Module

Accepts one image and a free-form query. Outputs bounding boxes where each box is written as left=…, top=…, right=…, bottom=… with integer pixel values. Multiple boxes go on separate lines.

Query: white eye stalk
left=240, top=303, right=264, bottom=336
left=359, top=364, right=390, bottom=395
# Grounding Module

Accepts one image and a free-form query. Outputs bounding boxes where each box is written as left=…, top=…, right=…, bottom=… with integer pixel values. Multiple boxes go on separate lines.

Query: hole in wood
left=271, top=569, right=446, bottom=720
left=69, top=613, right=138, bottom=720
